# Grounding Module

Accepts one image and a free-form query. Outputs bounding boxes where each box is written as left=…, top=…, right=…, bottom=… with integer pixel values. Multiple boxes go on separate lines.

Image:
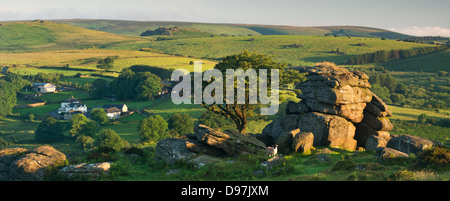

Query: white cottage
left=58, top=96, right=87, bottom=114
left=32, top=83, right=56, bottom=93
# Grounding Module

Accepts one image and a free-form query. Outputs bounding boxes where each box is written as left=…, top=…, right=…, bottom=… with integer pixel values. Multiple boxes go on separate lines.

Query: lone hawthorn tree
left=201, top=50, right=306, bottom=135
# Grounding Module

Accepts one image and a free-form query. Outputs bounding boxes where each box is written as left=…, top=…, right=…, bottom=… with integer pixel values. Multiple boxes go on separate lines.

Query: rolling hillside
left=52, top=19, right=412, bottom=39
left=0, top=20, right=146, bottom=52
left=117, top=35, right=437, bottom=66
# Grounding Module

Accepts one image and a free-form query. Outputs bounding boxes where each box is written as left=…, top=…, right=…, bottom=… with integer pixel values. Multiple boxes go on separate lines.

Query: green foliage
left=89, top=78, right=109, bottom=99
left=33, top=72, right=62, bottom=84
left=110, top=69, right=162, bottom=101
left=198, top=110, right=234, bottom=129
left=35, top=116, right=65, bottom=142
left=168, top=113, right=194, bottom=136
left=418, top=147, right=450, bottom=168
left=96, top=129, right=126, bottom=153
left=67, top=114, right=98, bottom=138
left=0, top=80, right=18, bottom=117
left=76, top=135, right=94, bottom=150
left=134, top=72, right=162, bottom=101
left=90, top=108, right=108, bottom=124
left=418, top=113, right=428, bottom=124
left=96, top=56, right=116, bottom=70
left=387, top=170, right=416, bottom=181
left=138, top=115, right=168, bottom=142
left=347, top=46, right=448, bottom=65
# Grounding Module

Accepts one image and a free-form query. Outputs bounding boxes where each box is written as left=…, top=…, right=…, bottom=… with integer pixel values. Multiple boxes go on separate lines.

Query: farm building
left=32, top=83, right=56, bottom=93
left=58, top=96, right=87, bottom=114
left=102, top=104, right=128, bottom=113
left=106, top=107, right=121, bottom=119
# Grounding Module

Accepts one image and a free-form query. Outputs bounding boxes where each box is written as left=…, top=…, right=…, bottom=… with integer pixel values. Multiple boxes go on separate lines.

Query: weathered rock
left=276, top=128, right=301, bottom=154
left=387, top=135, right=435, bottom=155
left=354, top=122, right=391, bottom=147
left=0, top=146, right=66, bottom=181
left=306, top=101, right=367, bottom=123
left=185, top=139, right=224, bottom=156
left=365, top=135, right=388, bottom=152
left=155, top=138, right=197, bottom=165
left=361, top=111, right=393, bottom=131
left=262, top=114, right=299, bottom=144
left=187, top=155, right=222, bottom=168
left=57, top=162, right=112, bottom=180
left=291, top=132, right=314, bottom=153
left=286, top=101, right=310, bottom=115
left=376, top=147, right=409, bottom=162
left=298, top=84, right=372, bottom=106
left=364, top=92, right=392, bottom=117
left=298, top=112, right=357, bottom=151
left=196, top=124, right=266, bottom=156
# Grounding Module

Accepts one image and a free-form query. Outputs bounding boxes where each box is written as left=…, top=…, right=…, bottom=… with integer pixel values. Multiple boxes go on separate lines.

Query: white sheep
left=266, top=144, right=278, bottom=157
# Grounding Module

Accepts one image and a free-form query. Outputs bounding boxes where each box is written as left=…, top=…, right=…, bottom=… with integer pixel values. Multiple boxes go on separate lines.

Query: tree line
left=346, top=45, right=449, bottom=65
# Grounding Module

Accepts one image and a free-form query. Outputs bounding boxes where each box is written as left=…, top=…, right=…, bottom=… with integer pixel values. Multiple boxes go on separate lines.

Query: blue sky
left=1, top=0, right=449, bottom=36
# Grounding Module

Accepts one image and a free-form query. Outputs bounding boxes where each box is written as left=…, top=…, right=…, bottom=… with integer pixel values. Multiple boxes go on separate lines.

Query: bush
left=198, top=110, right=233, bottom=129
left=387, top=170, right=416, bottom=181
left=35, top=116, right=65, bottom=142
left=96, top=129, right=125, bottom=153
left=138, top=115, right=168, bottom=142
left=418, top=147, right=450, bottom=168
left=168, top=113, right=194, bottom=136
left=418, top=113, right=428, bottom=124
left=90, top=108, right=108, bottom=124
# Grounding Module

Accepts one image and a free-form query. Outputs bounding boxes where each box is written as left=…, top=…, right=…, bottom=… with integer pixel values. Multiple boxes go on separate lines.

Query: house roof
left=63, top=96, right=79, bottom=103
left=33, top=83, right=55, bottom=87
left=103, top=104, right=126, bottom=110
left=33, top=83, right=49, bottom=86
left=106, top=107, right=121, bottom=113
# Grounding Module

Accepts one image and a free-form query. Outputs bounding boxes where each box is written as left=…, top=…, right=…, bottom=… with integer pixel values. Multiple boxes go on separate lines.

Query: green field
left=53, top=19, right=412, bottom=39
left=380, top=49, right=450, bottom=72
left=138, top=35, right=435, bottom=66
left=0, top=21, right=145, bottom=52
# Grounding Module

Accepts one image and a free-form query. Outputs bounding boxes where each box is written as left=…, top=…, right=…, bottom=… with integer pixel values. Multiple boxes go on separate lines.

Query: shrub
left=90, top=108, right=108, bottom=124
left=418, top=147, right=450, bottom=167
left=168, top=113, right=194, bottom=136
left=387, top=170, right=416, bottom=181
left=96, top=129, right=125, bottom=153
left=35, top=116, right=64, bottom=142
left=138, top=115, right=168, bottom=142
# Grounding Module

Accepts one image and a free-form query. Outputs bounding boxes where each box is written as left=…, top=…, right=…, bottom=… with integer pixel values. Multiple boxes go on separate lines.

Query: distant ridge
left=49, top=19, right=412, bottom=39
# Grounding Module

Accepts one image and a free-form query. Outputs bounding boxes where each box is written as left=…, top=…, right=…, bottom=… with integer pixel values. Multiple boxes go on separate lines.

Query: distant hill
left=51, top=19, right=412, bottom=39
left=0, top=20, right=145, bottom=52
left=140, top=26, right=215, bottom=38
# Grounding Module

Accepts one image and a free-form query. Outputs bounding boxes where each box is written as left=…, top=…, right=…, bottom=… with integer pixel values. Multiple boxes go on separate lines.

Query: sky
left=1, top=0, right=449, bottom=36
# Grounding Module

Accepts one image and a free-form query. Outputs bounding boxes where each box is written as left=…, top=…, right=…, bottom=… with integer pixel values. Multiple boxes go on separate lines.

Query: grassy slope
left=0, top=21, right=145, bottom=52
left=380, top=49, right=450, bottom=72
left=1, top=49, right=217, bottom=76
left=53, top=19, right=411, bottom=39
left=140, top=35, right=435, bottom=66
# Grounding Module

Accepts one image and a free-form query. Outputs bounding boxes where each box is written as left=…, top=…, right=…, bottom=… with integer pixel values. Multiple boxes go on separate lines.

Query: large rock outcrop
left=262, top=63, right=394, bottom=152
left=155, top=124, right=266, bottom=164
left=0, top=146, right=66, bottom=181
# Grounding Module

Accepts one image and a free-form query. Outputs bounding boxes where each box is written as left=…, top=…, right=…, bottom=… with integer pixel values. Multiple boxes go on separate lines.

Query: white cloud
left=389, top=26, right=450, bottom=37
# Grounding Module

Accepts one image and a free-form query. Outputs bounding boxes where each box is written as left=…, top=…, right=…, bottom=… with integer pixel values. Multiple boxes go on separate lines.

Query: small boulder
left=376, top=147, right=409, bottom=162
left=155, top=138, right=197, bottom=165
left=291, top=132, right=314, bottom=153
left=365, top=135, right=388, bottom=152
left=57, top=162, right=112, bottom=180
left=196, top=124, right=266, bottom=156
left=387, top=135, right=435, bottom=155
left=276, top=129, right=301, bottom=154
